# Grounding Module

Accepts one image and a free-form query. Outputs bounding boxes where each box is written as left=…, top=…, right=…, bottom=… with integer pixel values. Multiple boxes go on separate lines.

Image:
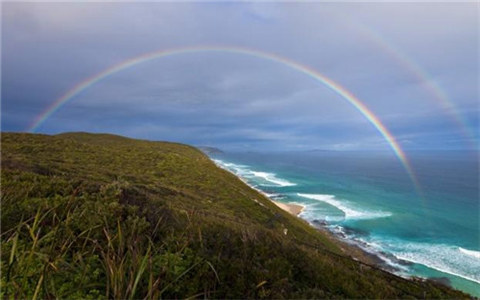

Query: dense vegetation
left=1, top=132, right=469, bottom=299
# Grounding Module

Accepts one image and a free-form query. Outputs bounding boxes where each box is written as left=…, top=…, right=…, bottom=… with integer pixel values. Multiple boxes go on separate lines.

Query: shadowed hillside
left=1, top=132, right=469, bottom=298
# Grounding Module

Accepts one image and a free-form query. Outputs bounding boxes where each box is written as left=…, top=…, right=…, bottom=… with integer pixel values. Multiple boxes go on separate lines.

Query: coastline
left=272, top=201, right=305, bottom=216
left=209, top=156, right=478, bottom=297
left=211, top=158, right=391, bottom=269
left=210, top=158, right=305, bottom=217
left=270, top=199, right=385, bottom=266
left=314, top=225, right=393, bottom=267
left=271, top=200, right=388, bottom=267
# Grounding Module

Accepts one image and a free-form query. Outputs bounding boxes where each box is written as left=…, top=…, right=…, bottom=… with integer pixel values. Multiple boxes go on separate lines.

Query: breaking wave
left=297, top=193, right=392, bottom=220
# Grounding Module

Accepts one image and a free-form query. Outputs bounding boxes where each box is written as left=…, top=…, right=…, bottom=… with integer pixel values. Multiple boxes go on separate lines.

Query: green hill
left=1, top=132, right=469, bottom=299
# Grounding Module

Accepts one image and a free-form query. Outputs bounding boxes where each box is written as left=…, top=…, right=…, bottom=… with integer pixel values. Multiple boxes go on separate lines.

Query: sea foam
left=391, top=242, right=480, bottom=284
left=296, top=191, right=480, bottom=283
left=327, top=228, right=480, bottom=285
left=251, top=171, right=296, bottom=187
left=297, top=193, right=392, bottom=220
left=213, top=159, right=296, bottom=187
left=458, top=247, right=480, bottom=259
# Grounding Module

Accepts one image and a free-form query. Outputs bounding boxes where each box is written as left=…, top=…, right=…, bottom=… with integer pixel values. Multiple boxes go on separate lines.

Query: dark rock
left=428, top=277, right=452, bottom=287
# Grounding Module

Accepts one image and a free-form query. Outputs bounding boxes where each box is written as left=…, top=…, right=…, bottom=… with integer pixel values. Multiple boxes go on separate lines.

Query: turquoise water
left=210, top=151, right=480, bottom=296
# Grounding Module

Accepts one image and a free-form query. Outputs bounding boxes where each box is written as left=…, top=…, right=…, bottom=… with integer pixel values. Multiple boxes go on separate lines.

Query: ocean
left=209, top=150, right=480, bottom=296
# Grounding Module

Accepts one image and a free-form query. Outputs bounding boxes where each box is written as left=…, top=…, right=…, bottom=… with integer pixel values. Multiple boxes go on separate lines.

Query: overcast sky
left=2, top=2, right=478, bottom=151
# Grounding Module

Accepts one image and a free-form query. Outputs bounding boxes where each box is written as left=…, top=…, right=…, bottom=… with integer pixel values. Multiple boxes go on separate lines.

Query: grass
left=1, top=132, right=470, bottom=298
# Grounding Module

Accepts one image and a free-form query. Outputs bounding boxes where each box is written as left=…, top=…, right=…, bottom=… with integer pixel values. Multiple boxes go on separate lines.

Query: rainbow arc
left=27, top=45, right=423, bottom=193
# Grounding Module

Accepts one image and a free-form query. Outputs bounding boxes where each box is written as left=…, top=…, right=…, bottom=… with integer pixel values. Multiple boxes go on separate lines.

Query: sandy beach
left=271, top=200, right=386, bottom=267
left=272, top=201, right=305, bottom=216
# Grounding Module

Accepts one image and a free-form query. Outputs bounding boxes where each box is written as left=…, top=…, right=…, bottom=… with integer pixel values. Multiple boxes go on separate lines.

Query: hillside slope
left=1, top=132, right=468, bottom=298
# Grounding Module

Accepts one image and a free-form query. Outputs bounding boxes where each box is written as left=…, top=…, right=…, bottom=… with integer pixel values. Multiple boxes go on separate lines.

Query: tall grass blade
left=130, top=245, right=151, bottom=300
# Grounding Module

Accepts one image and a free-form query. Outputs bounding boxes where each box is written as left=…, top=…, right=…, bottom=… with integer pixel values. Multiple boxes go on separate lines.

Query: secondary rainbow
left=347, top=20, right=478, bottom=149
left=27, top=45, right=422, bottom=191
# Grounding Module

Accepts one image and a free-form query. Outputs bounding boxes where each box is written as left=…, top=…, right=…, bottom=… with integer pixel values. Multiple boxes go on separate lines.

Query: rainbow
left=345, top=20, right=478, bottom=149
left=27, top=45, right=422, bottom=191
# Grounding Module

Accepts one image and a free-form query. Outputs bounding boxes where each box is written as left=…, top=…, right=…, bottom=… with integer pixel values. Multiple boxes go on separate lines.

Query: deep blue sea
left=210, top=150, right=480, bottom=296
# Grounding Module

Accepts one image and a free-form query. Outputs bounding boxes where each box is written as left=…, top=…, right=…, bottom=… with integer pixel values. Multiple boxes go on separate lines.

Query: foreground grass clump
left=1, top=132, right=469, bottom=298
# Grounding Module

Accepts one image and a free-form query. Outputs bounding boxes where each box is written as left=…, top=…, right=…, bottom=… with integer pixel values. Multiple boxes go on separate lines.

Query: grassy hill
left=1, top=132, right=469, bottom=299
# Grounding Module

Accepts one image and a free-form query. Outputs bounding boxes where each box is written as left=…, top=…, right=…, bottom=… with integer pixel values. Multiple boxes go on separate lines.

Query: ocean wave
left=213, top=159, right=296, bottom=187
left=251, top=171, right=296, bottom=187
left=345, top=234, right=480, bottom=284
left=328, top=222, right=480, bottom=284
left=263, top=192, right=286, bottom=200
left=459, top=247, right=480, bottom=259
left=297, top=193, right=392, bottom=220
left=321, top=225, right=411, bottom=274
left=391, top=242, right=480, bottom=284
left=326, top=225, right=480, bottom=284
left=212, top=159, right=248, bottom=174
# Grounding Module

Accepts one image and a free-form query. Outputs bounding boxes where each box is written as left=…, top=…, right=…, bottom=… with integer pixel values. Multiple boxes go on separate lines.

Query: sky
left=2, top=2, right=479, bottom=151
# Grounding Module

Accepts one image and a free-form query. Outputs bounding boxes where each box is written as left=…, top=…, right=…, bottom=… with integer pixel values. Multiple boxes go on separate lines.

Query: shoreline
left=272, top=201, right=305, bottom=216
left=213, top=159, right=423, bottom=274
left=314, top=225, right=395, bottom=268
left=269, top=199, right=385, bottom=266
left=211, top=158, right=388, bottom=268
left=210, top=156, right=478, bottom=296
left=272, top=199, right=390, bottom=267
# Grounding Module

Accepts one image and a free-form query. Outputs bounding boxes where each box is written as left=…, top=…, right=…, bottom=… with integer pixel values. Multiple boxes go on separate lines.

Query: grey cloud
left=2, top=2, right=477, bottom=150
